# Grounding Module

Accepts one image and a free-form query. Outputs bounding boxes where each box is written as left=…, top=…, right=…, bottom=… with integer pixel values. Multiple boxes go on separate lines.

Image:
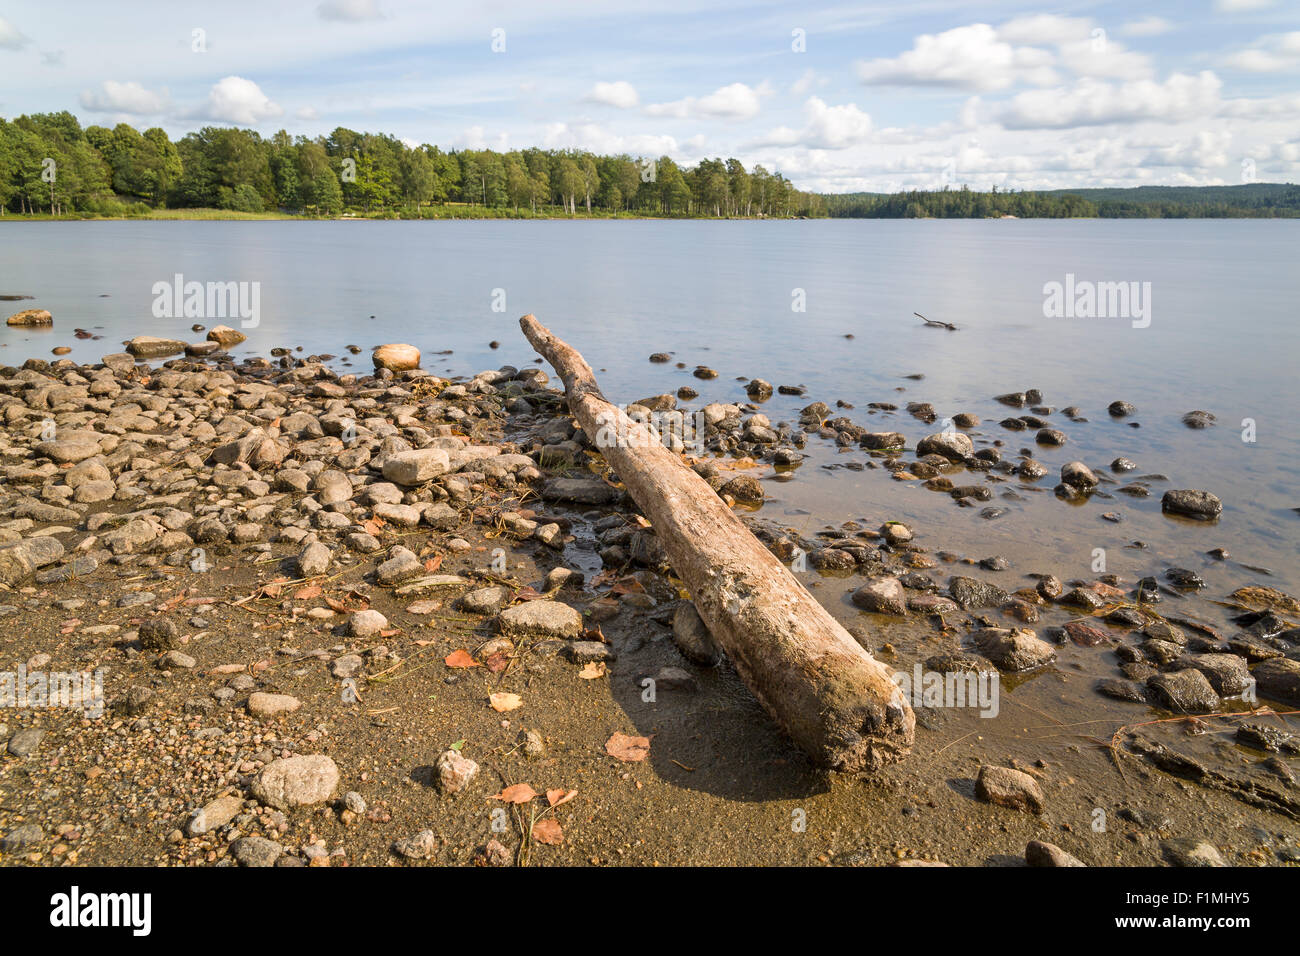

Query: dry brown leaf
left=531, top=818, right=563, bottom=845
left=578, top=661, right=606, bottom=679
left=605, top=732, right=652, bottom=762
left=444, top=649, right=479, bottom=668
left=424, top=554, right=444, bottom=572
left=489, top=692, right=522, bottom=712
left=546, top=788, right=577, bottom=808
left=492, top=783, right=538, bottom=804
left=295, top=584, right=322, bottom=600
left=485, top=651, right=510, bottom=674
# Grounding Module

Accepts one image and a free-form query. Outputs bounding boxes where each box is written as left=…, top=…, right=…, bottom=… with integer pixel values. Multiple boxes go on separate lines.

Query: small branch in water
left=914, top=312, right=958, bottom=331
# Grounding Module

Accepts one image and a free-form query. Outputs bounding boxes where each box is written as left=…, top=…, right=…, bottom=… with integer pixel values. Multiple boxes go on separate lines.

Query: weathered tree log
left=520, top=314, right=914, bottom=773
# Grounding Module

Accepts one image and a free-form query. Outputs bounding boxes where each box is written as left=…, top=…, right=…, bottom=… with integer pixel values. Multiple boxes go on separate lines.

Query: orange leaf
left=444, top=649, right=479, bottom=668
left=489, top=692, right=522, bottom=712
left=546, top=788, right=577, bottom=808
left=295, top=585, right=322, bottom=600
left=605, top=732, right=652, bottom=762
left=485, top=651, right=509, bottom=673
left=492, top=783, right=538, bottom=804
left=423, top=554, right=443, bottom=572
left=578, top=662, right=606, bottom=679
left=531, top=818, right=563, bottom=845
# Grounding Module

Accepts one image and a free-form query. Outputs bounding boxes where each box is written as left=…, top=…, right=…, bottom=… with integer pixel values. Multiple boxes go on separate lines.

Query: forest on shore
left=2, top=110, right=1297, bottom=221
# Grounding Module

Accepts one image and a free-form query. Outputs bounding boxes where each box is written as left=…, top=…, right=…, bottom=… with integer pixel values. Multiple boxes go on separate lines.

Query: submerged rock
left=1161, top=489, right=1222, bottom=520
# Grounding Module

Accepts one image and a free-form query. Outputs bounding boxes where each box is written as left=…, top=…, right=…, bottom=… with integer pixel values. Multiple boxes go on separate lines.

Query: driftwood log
left=520, top=314, right=914, bottom=773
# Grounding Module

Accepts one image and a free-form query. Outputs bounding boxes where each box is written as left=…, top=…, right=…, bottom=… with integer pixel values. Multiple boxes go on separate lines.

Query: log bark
left=520, top=314, right=914, bottom=773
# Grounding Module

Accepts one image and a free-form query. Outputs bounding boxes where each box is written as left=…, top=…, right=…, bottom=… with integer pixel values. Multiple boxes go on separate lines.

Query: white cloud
left=1138, top=131, right=1233, bottom=168
left=584, top=81, right=639, bottom=109
left=1222, top=32, right=1300, bottom=72
left=1120, top=17, right=1173, bottom=38
left=318, top=0, right=384, bottom=22
left=79, top=80, right=169, bottom=114
left=856, top=24, right=1057, bottom=92
left=791, top=68, right=817, bottom=95
left=542, top=121, right=679, bottom=156
left=1214, top=0, right=1277, bottom=10
left=999, top=72, right=1224, bottom=129
left=453, top=126, right=509, bottom=151
left=752, top=97, right=871, bottom=150
left=296, top=106, right=319, bottom=120
left=997, top=15, right=1090, bottom=46
left=195, top=76, right=284, bottom=125
left=0, top=15, right=27, bottom=50
left=646, top=81, right=767, bottom=120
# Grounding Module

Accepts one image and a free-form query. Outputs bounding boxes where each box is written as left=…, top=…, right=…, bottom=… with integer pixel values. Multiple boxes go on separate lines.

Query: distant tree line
left=0, top=111, right=825, bottom=218
left=824, top=183, right=1300, bottom=219
left=3, top=112, right=1295, bottom=220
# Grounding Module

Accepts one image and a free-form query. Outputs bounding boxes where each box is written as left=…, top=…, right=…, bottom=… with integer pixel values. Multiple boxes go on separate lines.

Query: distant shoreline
left=2, top=209, right=1297, bottom=223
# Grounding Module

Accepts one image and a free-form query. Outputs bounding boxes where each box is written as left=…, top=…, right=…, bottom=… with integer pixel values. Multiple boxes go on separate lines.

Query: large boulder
left=251, top=755, right=340, bottom=810
left=206, top=324, right=247, bottom=347
left=126, top=336, right=188, bottom=358
left=382, top=448, right=450, bottom=486
left=497, top=601, right=582, bottom=640
left=916, top=432, right=973, bottom=461
left=6, top=308, right=52, bottom=326
left=373, top=343, right=420, bottom=372
left=1161, top=489, right=1222, bottom=520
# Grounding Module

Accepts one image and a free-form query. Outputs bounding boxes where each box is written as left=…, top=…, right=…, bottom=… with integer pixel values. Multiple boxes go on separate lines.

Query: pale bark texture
left=520, top=313, right=914, bottom=773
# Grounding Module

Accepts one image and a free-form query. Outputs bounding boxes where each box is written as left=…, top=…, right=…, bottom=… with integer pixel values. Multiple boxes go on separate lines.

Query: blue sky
left=2, top=0, right=1298, bottom=191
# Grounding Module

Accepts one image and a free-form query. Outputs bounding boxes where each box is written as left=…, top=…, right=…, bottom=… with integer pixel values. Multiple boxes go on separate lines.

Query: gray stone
left=7, top=727, right=46, bottom=757
left=232, top=836, right=284, bottom=867
left=976, top=765, right=1045, bottom=813
left=851, top=577, right=907, bottom=615
left=1162, top=489, right=1222, bottom=520
left=251, top=755, right=340, bottom=810
left=498, top=601, right=582, bottom=640
left=671, top=602, right=722, bottom=667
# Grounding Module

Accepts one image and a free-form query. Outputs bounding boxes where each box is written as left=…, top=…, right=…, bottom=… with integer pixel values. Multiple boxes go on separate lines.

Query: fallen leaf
left=485, top=651, right=510, bottom=673
left=492, top=783, right=538, bottom=804
left=581, top=624, right=608, bottom=644
left=605, top=732, right=652, bottom=762
left=531, top=818, right=563, bottom=845
left=413, top=639, right=434, bottom=647
left=489, top=692, right=523, bottom=712
left=512, top=586, right=545, bottom=602
left=546, top=788, right=577, bottom=808
left=578, top=661, right=606, bottom=679
left=295, top=584, right=322, bottom=600
left=423, top=554, right=443, bottom=572
left=444, top=649, right=479, bottom=668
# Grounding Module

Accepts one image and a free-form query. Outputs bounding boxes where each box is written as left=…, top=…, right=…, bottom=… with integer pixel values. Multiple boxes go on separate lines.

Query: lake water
left=2, top=218, right=1298, bottom=594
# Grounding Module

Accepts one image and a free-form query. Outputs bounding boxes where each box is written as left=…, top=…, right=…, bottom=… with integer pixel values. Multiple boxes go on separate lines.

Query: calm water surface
left=2, top=219, right=1297, bottom=592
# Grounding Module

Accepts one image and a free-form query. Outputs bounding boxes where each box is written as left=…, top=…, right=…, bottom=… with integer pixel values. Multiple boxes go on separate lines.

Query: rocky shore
left=0, top=331, right=1296, bottom=867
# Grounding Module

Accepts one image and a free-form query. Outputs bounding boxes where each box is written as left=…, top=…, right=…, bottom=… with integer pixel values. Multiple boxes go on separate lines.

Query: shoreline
left=0, top=334, right=1296, bottom=867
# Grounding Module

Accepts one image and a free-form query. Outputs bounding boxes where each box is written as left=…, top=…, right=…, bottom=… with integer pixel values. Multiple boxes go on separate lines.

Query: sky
left=1, top=0, right=1298, bottom=193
